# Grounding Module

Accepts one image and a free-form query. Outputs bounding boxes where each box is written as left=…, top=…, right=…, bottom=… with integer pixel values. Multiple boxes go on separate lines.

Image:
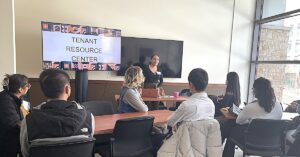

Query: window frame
left=248, top=0, right=300, bottom=101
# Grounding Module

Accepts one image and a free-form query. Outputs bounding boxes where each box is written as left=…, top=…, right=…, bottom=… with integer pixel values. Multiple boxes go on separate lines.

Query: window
left=249, top=0, right=300, bottom=105
left=262, top=0, right=300, bottom=18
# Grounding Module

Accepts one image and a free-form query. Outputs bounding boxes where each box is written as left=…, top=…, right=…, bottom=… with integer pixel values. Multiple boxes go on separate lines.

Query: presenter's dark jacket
left=0, top=90, right=23, bottom=156
left=20, top=100, right=94, bottom=157
left=143, top=66, right=163, bottom=87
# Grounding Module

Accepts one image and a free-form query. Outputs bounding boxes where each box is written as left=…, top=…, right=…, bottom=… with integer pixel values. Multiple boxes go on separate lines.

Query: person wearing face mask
left=0, top=74, right=30, bottom=157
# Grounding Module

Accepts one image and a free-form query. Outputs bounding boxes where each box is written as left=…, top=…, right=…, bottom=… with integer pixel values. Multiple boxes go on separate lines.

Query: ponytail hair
left=2, top=75, right=10, bottom=91
left=253, top=77, right=276, bottom=113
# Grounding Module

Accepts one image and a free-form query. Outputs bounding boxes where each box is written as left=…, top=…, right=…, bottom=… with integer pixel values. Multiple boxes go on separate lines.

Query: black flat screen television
left=118, top=37, right=183, bottom=78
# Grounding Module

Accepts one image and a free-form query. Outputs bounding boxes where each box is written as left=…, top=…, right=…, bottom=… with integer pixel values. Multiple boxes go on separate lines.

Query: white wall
left=0, top=0, right=15, bottom=90
left=14, top=0, right=255, bottom=101
left=229, top=0, right=255, bottom=102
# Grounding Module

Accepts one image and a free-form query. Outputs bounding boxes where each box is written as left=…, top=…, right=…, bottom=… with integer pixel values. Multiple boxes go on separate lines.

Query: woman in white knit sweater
left=223, top=77, right=283, bottom=157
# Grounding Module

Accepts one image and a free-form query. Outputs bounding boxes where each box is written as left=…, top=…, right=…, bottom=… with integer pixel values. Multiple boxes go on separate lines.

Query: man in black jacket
left=20, top=69, right=94, bottom=157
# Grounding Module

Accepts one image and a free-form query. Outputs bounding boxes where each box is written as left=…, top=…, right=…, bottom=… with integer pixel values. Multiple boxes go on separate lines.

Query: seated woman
left=215, top=71, right=241, bottom=117
left=118, top=66, right=148, bottom=113
left=0, top=74, right=30, bottom=157
left=223, top=77, right=283, bottom=157
left=285, top=100, right=299, bottom=113
left=217, top=72, right=241, bottom=156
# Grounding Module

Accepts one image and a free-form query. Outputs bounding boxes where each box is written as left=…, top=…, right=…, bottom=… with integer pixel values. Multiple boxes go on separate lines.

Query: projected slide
left=41, top=21, right=121, bottom=71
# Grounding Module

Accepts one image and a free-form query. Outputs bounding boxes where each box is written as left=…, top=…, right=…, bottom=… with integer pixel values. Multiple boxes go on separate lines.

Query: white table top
left=282, top=112, right=299, bottom=120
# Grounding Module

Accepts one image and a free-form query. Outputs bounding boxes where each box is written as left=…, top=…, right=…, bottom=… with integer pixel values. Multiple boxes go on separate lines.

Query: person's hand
left=220, top=107, right=236, bottom=119
left=159, top=87, right=165, bottom=96
left=138, top=88, right=143, bottom=95
left=217, top=95, right=224, bottom=102
left=220, top=107, right=229, bottom=111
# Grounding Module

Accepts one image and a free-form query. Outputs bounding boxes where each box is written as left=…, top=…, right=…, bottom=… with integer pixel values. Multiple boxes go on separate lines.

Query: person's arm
left=90, top=113, right=95, bottom=136
left=20, top=119, right=29, bottom=157
left=124, top=89, right=148, bottom=112
left=221, top=94, right=234, bottom=108
left=158, top=72, right=163, bottom=87
left=236, top=105, right=251, bottom=124
left=167, top=102, right=187, bottom=127
left=0, top=97, right=21, bottom=128
left=76, top=102, right=95, bottom=136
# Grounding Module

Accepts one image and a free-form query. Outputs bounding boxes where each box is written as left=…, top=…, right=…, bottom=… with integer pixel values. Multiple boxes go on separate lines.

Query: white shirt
left=167, top=92, right=215, bottom=127
left=236, top=100, right=283, bottom=125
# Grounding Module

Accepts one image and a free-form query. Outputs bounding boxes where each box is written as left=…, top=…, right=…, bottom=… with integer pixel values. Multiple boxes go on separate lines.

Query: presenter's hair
left=188, top=68, right=208, bottom=92
left=253, top=77, right=276, bottom=113
left=2, top=74, right=28, bottom=93
left=39, top=69, right=70, bottom=98
left=151, top=53, right=159, bottom=59
left=124, top=66, right=144, bottom=89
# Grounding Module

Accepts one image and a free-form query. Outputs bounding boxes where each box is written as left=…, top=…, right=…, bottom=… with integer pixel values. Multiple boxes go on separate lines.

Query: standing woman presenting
left=0, top=74, right=30, bottom=157
left=143, top=53, right=163, bottom=88
left=143, top=53, right=165, bottom=110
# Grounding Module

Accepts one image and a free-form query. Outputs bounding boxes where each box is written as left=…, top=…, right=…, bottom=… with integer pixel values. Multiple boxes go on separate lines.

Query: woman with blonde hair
left=118, top=66, right=148, bottom=113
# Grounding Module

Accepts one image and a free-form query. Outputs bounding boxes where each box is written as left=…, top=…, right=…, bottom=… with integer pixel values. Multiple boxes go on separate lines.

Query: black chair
left=230, top=119, right=288, bottom=157
left=287, top=132, right=300, bottom=156
left=29, top=137, right=95, bottom=157
left=110, top=116, right=154, bottom=157
left=82, top=101, right=114, bottom=116
left=82, top=101, right=114, bottom=157
left=179, top=89, right=192, bottom=97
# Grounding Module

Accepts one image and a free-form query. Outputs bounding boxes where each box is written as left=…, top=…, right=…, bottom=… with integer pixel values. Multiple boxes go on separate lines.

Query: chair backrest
left=113, top=116, right=154, bottom=140
left=245, top=119, right=288, bottom=153
left=180, top=89, right=192, bottom=97
left=29, top=138, right=95, bottom=157
left=82, top=101, right=114, bottom=116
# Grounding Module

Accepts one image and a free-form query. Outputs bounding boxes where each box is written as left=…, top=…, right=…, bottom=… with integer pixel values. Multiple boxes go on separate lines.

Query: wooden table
left=114, top=94, right=187, bottom=102
left=282, top=112, right=299, bottom=120
left=94, top=110, right=173, bottom=135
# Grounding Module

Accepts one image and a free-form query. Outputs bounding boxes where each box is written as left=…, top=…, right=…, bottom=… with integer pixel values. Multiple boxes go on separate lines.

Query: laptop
left=228, top=104, right=242, bottom=116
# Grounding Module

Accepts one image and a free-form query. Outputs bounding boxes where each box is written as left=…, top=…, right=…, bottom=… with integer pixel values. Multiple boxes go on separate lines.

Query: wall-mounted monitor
left=118, top=37, right=183, bottom=78
left=41, top=21, right=121, bottom=71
